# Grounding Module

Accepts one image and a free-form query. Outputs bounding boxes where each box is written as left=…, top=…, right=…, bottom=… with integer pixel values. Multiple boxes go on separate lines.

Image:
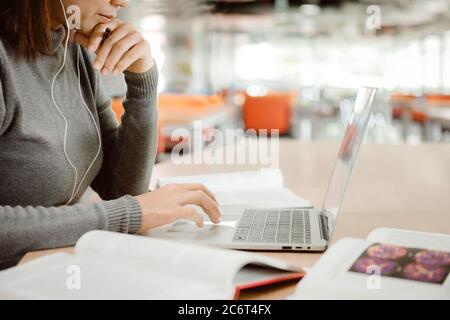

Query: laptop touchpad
left=170, top=216, right=239, bottom=233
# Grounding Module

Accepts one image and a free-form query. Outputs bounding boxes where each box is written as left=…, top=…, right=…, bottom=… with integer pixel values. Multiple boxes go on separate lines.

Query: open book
left=289, top=228, right=450, bottom=300
left=157, top=169, right=311, bottom=208
left=0, top=231, right=304, bottom=300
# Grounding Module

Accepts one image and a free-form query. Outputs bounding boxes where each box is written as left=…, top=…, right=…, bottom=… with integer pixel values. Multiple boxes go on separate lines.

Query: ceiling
left=130, top=0, right=450, bottom=36
left=132, top=0, right=450, bottom=16
left=132, top=0, right=350, bottom=16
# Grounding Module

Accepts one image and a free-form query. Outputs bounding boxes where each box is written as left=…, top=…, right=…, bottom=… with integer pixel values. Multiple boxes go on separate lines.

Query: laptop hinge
left=319, top=213, right=330, bottom=241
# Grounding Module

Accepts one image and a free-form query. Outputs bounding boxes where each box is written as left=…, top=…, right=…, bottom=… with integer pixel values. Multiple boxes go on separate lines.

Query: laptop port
left=282, top=246, right=292, bottom=250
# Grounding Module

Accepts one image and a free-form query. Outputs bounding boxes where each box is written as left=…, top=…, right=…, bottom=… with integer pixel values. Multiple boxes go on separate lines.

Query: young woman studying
left=0, top=0, right=221, bottom=269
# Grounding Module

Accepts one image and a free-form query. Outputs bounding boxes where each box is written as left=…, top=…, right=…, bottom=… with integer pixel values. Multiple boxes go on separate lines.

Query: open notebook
left=157, top=169, right=311, bottom=208
left=0, top=231, right=304, bottom=300
left=289, top=228, right=450, bottom=300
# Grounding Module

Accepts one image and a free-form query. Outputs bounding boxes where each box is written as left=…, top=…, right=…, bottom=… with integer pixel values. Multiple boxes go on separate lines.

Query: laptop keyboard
left=233, top=208, right=312, bottom=244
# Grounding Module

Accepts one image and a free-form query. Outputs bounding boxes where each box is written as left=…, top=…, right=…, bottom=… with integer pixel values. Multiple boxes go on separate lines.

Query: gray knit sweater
left=0, top=27, right=158, bottom=269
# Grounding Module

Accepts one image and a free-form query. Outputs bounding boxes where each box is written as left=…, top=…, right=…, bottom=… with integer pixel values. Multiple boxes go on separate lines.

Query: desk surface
left=20, top=140, right=450, bottom=299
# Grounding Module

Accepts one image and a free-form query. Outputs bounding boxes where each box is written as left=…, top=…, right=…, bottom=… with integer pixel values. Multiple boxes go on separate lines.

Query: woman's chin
left=76, top=23, right=97, bottom=37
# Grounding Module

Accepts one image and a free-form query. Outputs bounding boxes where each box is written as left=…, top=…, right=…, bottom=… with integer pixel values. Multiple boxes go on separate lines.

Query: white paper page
left=214, top=187, right=311, bottom=207
left=157, top=169, right=311, bottom=207
left=0, top=253, right=228, bottom=300
left=290, top=238, right=450, bottom=300
left=157, top=169, right=284, bottom=193
left=75, top=231, right=297, bottom=289
left=367, top=228, right=450, bottom=251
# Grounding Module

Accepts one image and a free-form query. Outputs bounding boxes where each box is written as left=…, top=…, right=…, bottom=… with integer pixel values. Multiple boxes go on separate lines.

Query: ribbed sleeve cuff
left=103, top=195, right=142, bottom=234
left=124, top=62, right=159, bottom=100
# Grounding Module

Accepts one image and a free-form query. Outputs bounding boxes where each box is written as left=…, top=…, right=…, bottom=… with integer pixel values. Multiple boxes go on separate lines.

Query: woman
left=0, top=0, right=221, bottom=270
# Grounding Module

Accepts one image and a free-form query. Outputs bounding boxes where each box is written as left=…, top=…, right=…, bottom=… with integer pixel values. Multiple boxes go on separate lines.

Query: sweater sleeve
left=90, top=63, right=159, bottom=200
left=0, top=195, right=142, bottom=269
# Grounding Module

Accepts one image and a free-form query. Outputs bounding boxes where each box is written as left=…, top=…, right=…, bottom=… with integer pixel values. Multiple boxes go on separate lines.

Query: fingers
left=88, top=20, right=123, bottom=53
left=181, top=190, right=221, bottom=224
left=178, top=183, right=218, bottom=204
left=108, top=35, right=145, bottom=75
left=179, top=207, right=204, bottom=228
left=103, top=31, right=142, bottom=75
left=72, top=19, right=152, bottom=76
left=72, top=21, right=118, bottom=52
left=164, top=183, right=221, bottom=224
left=93, top=22, right=134, bottom=73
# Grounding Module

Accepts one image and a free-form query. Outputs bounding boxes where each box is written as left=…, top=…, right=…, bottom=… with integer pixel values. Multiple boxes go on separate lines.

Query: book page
left=157, top=169, right=310, bottom=207
left=367, top=228, right=450, bottom=251
left=0, top=253, right=228, bottom=299
left=215, top=188, right=311, bottom=207
left=290, top=238, right=450, bottom=299
left=0, top=231, right=302, bottom=300
left=75, top=231, right=299, bottom=289
left=157, top=169, right=284, bottom=193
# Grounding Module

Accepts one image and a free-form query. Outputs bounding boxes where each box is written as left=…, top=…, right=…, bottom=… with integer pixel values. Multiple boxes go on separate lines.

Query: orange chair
left=425, top=94, right=450, bottom=107
left=391, top=93, right=416, bottom=119
left=157, top=94, right=227, bottom=152
left=390, top=93, right=427, bottom=123
left=242, top=92, right=295, bottom=135
left=158, top=94, right=223, bottom=110
left=411, top=109, right=427, bottom=123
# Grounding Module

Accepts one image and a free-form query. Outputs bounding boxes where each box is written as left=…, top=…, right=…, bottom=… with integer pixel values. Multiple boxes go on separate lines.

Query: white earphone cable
left=66, top=47, right=102, bottom=204
left=52, top=0, right=102, bottom=205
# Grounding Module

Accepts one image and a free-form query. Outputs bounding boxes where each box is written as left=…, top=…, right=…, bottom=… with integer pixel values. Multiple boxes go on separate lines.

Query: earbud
left=51, top=0, right=102, bottom=206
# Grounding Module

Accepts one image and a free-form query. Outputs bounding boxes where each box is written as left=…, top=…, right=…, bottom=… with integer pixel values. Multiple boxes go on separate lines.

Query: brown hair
left=0, top=0, right=52, bottom=60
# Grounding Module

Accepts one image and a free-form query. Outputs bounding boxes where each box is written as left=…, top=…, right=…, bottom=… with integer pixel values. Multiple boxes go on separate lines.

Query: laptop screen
left=322, top=87, right=378, bottom=233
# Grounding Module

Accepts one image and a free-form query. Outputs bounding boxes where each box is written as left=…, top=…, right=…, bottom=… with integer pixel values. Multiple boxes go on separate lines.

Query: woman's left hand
left=73, top=20, right=154, bottom=75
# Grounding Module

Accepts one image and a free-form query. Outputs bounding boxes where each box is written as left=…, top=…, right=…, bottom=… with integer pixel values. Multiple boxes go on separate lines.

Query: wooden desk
left=20, top=140, right=450, bottom=299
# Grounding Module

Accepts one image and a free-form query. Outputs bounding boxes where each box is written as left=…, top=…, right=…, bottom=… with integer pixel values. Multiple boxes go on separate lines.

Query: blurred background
left=104, top=0, right=450, bottom=160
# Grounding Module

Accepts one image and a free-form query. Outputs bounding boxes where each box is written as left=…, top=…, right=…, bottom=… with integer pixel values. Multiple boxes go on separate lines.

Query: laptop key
left=233, top=208, right=312, bottom=245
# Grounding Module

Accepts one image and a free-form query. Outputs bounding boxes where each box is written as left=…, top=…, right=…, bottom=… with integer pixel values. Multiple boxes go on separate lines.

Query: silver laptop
left=148, top=87, right=378, bottom=252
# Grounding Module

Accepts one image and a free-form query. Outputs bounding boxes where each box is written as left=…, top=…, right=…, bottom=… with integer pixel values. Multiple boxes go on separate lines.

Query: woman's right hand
left=135, top=183, right=222, bottom=234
